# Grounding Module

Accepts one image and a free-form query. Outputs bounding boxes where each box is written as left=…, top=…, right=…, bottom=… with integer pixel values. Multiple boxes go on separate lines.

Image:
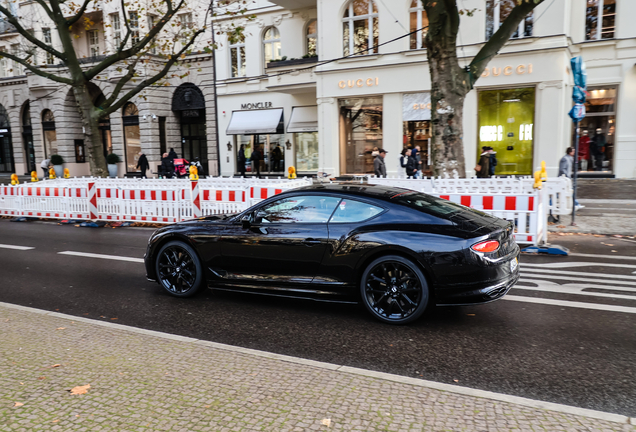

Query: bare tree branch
left=100, top=54, right=144, bottom=110
left=0, top=50, right=73, bottom=84
left=66, top=0, right=96, bottom=27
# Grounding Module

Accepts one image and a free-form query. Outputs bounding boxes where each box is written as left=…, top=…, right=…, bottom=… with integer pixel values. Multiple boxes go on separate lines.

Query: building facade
left=0, top=0, right=218, bottom=177
left=214, top=0, right=636, bottom=179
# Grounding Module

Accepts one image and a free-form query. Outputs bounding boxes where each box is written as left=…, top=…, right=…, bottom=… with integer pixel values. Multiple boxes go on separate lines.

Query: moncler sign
left=241, top=102, right=274, bottom=110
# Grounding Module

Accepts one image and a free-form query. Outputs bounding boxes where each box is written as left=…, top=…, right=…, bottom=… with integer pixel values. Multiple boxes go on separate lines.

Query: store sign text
left=241, top=102, right=273, bottom=110
left=481, top=64, right=533, bottom=78
left=338, top=77, right=379, bottom=89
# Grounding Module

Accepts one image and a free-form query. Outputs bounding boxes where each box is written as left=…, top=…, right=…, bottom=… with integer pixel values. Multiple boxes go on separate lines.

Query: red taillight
left=471, top=240, right=500, bottom=253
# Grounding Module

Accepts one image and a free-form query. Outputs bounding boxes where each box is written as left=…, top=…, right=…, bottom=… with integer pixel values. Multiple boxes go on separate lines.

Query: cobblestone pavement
left=1, top=303, right=634, bottom=432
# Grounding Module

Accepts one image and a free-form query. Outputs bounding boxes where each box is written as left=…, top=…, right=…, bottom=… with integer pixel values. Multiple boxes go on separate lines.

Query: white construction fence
left=0, top=175, right=567, bottom=246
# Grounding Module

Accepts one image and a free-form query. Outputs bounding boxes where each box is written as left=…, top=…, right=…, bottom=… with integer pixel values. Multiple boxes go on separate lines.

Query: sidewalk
left=1, top=302, right=633, bottom=431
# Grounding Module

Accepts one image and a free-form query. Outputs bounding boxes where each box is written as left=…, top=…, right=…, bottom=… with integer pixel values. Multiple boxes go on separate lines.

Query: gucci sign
left=481, top=64, right=533, bottom=78
left=338, top=77, right=380, bottom=89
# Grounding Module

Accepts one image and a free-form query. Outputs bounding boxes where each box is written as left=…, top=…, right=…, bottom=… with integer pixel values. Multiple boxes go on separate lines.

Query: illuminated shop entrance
left=339, top=97, right=383, bottom=174
left=478, top=88, right=535, bottom=175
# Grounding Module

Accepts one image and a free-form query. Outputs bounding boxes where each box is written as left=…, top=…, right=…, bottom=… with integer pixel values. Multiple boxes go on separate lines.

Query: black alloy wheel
left=360, top=255, right=429, bottom=324
left=156, top=241, right=204, bottom=297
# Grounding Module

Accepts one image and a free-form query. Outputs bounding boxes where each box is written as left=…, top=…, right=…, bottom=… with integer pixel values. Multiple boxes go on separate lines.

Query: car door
left=215, top=194, right=341, bottom=288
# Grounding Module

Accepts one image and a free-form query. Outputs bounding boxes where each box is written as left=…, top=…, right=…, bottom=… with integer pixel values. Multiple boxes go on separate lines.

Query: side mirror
left=241, top=214, right=252, bottom=229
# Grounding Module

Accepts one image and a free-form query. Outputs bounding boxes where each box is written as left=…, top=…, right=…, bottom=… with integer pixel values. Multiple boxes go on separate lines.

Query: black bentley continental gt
left=145, top=183, right=520, bottom=324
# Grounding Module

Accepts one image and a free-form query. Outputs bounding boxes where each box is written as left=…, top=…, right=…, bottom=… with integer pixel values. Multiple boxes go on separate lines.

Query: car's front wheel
left=360, top=255, right=429, bottom=324
left=155, top=240, right=204, bottom=297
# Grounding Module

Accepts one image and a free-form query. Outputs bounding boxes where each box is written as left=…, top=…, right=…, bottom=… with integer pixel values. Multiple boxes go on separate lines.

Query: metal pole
left=571, top=121, right=579, bottom=225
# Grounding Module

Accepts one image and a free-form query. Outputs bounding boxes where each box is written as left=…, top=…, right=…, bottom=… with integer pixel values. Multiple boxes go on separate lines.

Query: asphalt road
left=1, top=219, right=635, bottom=417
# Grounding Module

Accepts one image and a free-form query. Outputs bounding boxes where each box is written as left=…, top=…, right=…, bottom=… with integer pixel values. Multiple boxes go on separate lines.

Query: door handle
left=303, top=238, right=321, bottom=245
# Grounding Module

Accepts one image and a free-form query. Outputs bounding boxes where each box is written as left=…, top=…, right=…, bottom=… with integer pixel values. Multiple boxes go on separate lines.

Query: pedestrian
left=373, top=148, right=387, bottom=178
left=558, top=146, right=584, bottom=210
left=160, top=152, right=174, bottom=178
left=488, top=146, right=498, bottom=176
left=272, top=144, right=283, bottom=171
left=40, top=158, right=50, bottom=178
left=590, top=128, right=606, bottom=171
left=251, top=145, right=262, bottom=177
left=405, top=149, right=418, bottom=178
left=476, top=146, right=490, bottom=178
left=168, top=147, right=178, bottom=161
left=399, top=148, right=408, bottom=171
left=414, top=145, right=423, bottom=178
left=136, top=152, right=149, bottom=178
left=237, top=144, right=246, bottom=177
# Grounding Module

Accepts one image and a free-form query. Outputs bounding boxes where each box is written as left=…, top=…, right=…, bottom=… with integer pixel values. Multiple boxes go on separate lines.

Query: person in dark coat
left=250, top=146, right=262, bottom=177
left=404, top=149, right=418, bottom=178
left=168, top=148, right=178, bottom=161
left=160, top=152, right=174, bottom=178
left=237, top=144, right=246, bottom=177
left=136, top=152, right=149, bottom=178
left=488, top=147, right=497, bottom=176
left=373, top=148, right=387, bottom=178
left=476, top=146, right=490, bottom=178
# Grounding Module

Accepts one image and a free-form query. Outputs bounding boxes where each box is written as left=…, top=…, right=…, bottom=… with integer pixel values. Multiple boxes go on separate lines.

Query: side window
left=258, top=196, right=340, bottom=223
left=329, top=199, right=383, bottom=223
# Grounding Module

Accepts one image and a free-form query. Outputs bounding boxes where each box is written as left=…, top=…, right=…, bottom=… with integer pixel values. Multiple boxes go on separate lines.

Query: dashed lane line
left=503, top=295, right=636, bottom=314
left=0, top=244, right=35, bottom=250
left=57, top=251, right=144, bottom=263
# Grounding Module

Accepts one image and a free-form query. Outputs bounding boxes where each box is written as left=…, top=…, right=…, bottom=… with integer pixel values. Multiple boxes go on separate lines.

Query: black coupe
left=145, top=183, right=520, bottom=324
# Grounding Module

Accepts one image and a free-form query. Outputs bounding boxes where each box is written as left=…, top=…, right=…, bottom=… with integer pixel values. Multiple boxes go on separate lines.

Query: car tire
left=155, top=240, right=204, bottom=298
left=360, top=255, right=429, bottom=325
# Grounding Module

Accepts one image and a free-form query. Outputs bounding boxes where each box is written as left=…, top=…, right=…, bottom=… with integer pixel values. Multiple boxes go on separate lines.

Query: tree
left=0, top=0, right=214, bottom=176
left=423, top=0, right=545, bottom=178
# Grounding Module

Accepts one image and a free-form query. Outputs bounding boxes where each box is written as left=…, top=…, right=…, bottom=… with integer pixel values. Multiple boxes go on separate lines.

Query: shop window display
left=295, top=132, right=319, bottom=172
left=574, top=86, right=616, bottom=173
left=339, top=97, right=382, bottom=174
left=122, top=102, right=141, bottom=173
left=236, top=134, right=285, bottom=174
left=403, top=121, right=431, bottom=176
left=477, top=88, right=535, bottom=176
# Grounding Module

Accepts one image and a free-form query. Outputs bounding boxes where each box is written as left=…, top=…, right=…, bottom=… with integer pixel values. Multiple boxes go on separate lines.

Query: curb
left=1, top=301, right=634, bottom=426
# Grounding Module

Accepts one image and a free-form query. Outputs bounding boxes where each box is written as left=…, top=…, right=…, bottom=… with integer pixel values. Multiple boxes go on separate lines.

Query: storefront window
left=122, top=102, right=141, bottom=173
left=295, top=132, right=319, bottom=172
left=236, top=134, right=285, bottom=174
left=41, top=109, right=57, bottom=158
left=339, top=97, right=382, bottom=174
left=478, top=88, right=535, bottom=176
left=574, top=86, right=616, bottom=173
left=403, top=92, right=432, bottom=175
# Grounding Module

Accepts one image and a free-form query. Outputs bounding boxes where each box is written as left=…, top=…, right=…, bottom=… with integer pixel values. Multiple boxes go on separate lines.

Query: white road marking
left=0, top=244, right=35, bottom=250
left=577, top=199, right=636, bottom=204
left=521, top=268, right=636, bottom=282
left=57, top=251, right=144, bottom=263
left=522, top=262, right=636, bottom=270
left=519, top=272, right=635, bottom=286
left=516, top=279, right=636, bottom=301
left=503, top=295, right=636, bottom=314
left=567, top=252, right=636, bottom=261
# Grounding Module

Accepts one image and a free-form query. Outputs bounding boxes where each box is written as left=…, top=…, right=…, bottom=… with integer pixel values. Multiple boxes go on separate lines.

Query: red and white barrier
left=120, top=188, right=180, bottom=223
left=0, top=185, right=22, bottom=216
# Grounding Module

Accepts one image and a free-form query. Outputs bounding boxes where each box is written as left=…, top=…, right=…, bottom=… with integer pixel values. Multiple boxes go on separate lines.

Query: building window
left=122, top=102, right=141, bottom=173
left=586, top=0, right=615, bottom=40
left=180, top=13, right=193, bottom=45
left=263, top=27, right=281, bottom=66
left=342, top=0, right=378, bottom=56
left=129, top=11, right=140, bottom=45
left=148, top=15, right=157, bottom=54
left=87, top=30, right=100, bottom=58
left=486, top=0, right=533, bottom=40
left=575, top=87, right=617, bottom=173
left=478, top=88, right=535, bottom=176
left=409, top=0, right=428, bottom=50
left=42, top=109, right=57, bottom=158
left=42, top=29, right=54, bottom=65
left=111, top=14, right=121, bottom=48
left=306, top=19, right=317, bottom=57
left=229, top=40, right=246, bottom=77
left=11, top=44, right=23, bottom=73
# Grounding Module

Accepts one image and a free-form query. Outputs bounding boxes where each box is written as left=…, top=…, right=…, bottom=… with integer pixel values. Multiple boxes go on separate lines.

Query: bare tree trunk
left=72, top=85, right=108, bottom=177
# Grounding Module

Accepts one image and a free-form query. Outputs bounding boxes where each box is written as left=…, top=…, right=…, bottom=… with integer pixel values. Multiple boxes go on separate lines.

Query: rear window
left=390, top=191, right=468, bottom=217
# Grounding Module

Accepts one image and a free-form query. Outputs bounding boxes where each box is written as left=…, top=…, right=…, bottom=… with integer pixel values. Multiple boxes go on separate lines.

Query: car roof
left=281, top=182, right=412, bottom=203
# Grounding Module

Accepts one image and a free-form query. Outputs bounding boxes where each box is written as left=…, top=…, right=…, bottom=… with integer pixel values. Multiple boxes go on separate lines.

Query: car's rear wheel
left=156, top=241, right=204, bottom=297
left=360, top=255, right=429, bottom=324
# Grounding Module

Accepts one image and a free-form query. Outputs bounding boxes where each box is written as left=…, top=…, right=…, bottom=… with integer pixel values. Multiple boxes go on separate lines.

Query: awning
left=287, top=106, right=318, bottom=133
left=226, top=108, right=284, bottom=135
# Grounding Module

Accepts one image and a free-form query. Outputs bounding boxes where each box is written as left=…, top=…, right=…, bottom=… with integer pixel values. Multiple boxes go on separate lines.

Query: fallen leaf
left=50, top=364, right=61, bottom=368
left=38, top=376, right=46, bottom=380
left=56, top=327, right=66, bottom=330
left=557, top=225, right=566, bottom=228
left=13, top=402, right=23, bottom=407
left=611, top=250, right=617, bottom=252
left=20, top=382, right=23, bottom=385
left=69, top=384, right=90, bottom=395
left=321, top=418, right=332, bottom=427
left=466, top=314, right=475, bottom=316
left=605, top=244, right=614, bottom=246
left=110, top=318, right=118, bottom=320
left=204, top=405, right=211, bottom=408
left=453, top=379, right=459, bottom=382
left=52, top=419, right=59, bottom=423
